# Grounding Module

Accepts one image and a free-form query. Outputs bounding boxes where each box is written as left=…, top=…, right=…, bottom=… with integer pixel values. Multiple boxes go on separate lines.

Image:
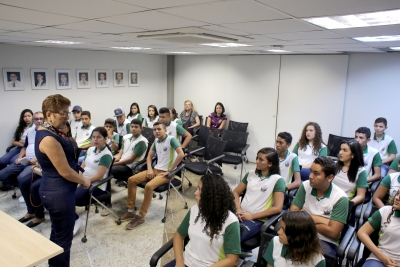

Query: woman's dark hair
left=14, top=109, right=33, bottom=141
left=298, top=122, right=324, bottom=155
left=281, top=211, right=323, bottom=265
left=92, top=126, right=112, bottom=152
left=147, top=105, right=159, bottom=118
left=385, top=190, right=399, bottom=226
left=195, top=173, right=236, bottom=243
left=65, top=121, right=72, bottom=138
left=255, top=147, right=280, bottom=175
left=336, top=140, right=364, bottom=183
left=127, top=102, right=141, bottom=117
left=169, top=107, right=178, bottom=119
left=213, top=102, right=225, bottom=116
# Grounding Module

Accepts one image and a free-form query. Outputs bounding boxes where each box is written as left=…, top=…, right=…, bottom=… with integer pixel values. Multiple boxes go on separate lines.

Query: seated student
left=75, top=111, right=95, bottom=150
left=114, top=107, right=131, bottom=137
left=355, top=127, right=382, bottom=183
left=292, top=122, right=327, bottom=181
left=74, top=127, right=113, bottom=234
left=180, top=100, right=200, bottom=135
left=158, top=107, right=192, bottom=149
left=358, top=190, right=400, bottom=267
left=169, top=107, right=182, bottom=126
left=144, top=105, right=159, bottom=128
left=0, top=109, right=33, bottom=170
left=373, top=162, right=400, bottom=208
left=104, top=118, right=119, bottom=154
left=117, top=122, right=184, bottom=229
left=276, top=132, right=301, bottom=191
left=264, top=211, right=326, bottom=267
left=111, top=119, right=148, bottom=183
left=290, top=157, right=349, bottom=258
left=333, top=140, right=367, bottom=207
left=69, top=105, right=82, bottom=139
left=126, top=102, right=143, bottom=122
left=368, top=117, right=397, bottom=178
left=206, top=102, right=227, bottom=129
left=233, top=147, right=285, bottom=242
left=164, top=173, right=240, bottom=267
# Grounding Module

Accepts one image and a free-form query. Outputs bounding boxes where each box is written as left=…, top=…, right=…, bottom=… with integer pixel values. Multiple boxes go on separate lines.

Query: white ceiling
left=0, top=0, right=399, bottom=55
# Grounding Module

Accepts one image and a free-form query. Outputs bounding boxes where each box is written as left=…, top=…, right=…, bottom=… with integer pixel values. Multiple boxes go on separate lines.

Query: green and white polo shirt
left=332, top=168, right=368, bottom=200
left=144, top=116, right=159, bottom=128
left=76, top=124, right=95, bottom=148
left=292, top=143, right=327, bottom=166
left=369, top=133, right=397, bottom=161
left=177, top=204, right=241, bottom=267
left=165, top=120, right=187, bottom=141
left=69, top=119, right=82, bottom=139
left=241, top=171, right=286, bottom=221
left=363, top=145, right=382, bottom=177
left=83, top=145, right=113, bottom=191
left=151, top=134, right=181, bottom=171
left=366, top=206, right=400, bottom=263
left=120, top=134, right=148, bottom=168
left=292, top=181, right=349, bottom=245
left=116, top=118, right=131, bottom=137
left=279, top=151, right=301, bottom=185
left=264, top=236, right=326, bottom=267
left=106, top=132, right=120, bottom=154
left=380, top=173, right=400, bottom=203
left=173, top=118, right=183, bottom=126
left=127, top=113, right=143, bottom=122
left=389, top=155, right=400, bottom=172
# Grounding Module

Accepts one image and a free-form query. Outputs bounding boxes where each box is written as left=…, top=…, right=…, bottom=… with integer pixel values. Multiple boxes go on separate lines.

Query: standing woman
left=35, top=94, right=90, bottom=266
left=144, top=105, right=159, bottom=128
left=206, top=102, right=227, bottom=129
left=126, top=102, right=143, bottom=122
left=0, top=109, right=33, bottom=169
left=292, top=122, right=327, bottom=181
left=169, top=107, right=182, bottom=126
left=179, top=100, right=200, bottom=135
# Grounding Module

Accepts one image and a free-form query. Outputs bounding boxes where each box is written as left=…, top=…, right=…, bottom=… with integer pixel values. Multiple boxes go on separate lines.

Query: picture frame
left=76, top=69, right=90, bottom=89
left=56, top=69, right=71, bottom=90
left=113, top=70, right=125, bottom=87
left=128, top=70, right=139, bottom=87
left=3, top=68, right=24, bottom=91
left=96, top=70, right=109, bottom=88
left=31, top=69, right=49, bottom=90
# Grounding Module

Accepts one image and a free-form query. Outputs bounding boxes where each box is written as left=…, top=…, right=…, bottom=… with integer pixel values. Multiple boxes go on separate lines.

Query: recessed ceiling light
left=35, top=40, right=83, bottom=44
left=200, top=43, right=253, bottom=48
left=266, top=49, right=291, bottom=53
left=390, top=47, right=400, bottom=50
left=303, top=9, right=400, bottom=29
left=166, top=52, right=197, bottom=54
left=353, top=35, right=400, bottom=42
left=111, top=47, right=152, bottom=50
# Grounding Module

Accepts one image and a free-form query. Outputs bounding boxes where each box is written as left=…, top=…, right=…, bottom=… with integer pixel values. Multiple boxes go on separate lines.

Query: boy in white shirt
left=69, top=105, right=82, bottom=139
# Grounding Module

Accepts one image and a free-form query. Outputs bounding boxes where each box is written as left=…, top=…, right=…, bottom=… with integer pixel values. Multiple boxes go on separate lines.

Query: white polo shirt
left=144, top=116, right=159, bottom=128
left=165, top=120, right=187, bottom=141
left=83, top=146, right=113, bottom=191
left=151, top=134, right=180, bottom=171
left=332, top=167, right=368, bottom=200
left=279, top=151, right=301, bottom=185
left=120, top=134, right=148, bottom=168
left=380, top=173, right=400, bottom=203
left=24, top=127, right=37, bottom=159
left=116, top=118, right=131, bottom=137
left=69, top=119, right=82, bottom=139
left=293, top=143, right=327, bottom=166
left=76, top=124, right=95, bottom=148
left=368, top=133, right=397, bottom=161
left=363, top=145, right=382, bottom=177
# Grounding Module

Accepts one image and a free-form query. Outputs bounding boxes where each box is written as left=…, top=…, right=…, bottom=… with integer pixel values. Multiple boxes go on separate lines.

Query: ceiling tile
left=0, top=19, right=45, bottom=31
left=362, top=40, right=400, bottom=47
left=291, top=38, right=360, bottom=45
left=331, top=24, right=400, bottom=38
left=23, top=27, right=102, bottom=37
left=113, top=0, right=222, bottom=9
left=265, top=31, right=342, bottom=41
left=55, top=20, right=145, bottom=34
left=200, top=25, right=251, bottom=36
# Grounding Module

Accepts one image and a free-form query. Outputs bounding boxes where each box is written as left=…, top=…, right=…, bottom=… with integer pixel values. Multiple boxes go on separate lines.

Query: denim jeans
left=300, top=167, right=311, bottom=181
left=240, top=219, right=264, bottom=242
left=0, top=147, right=21, bottom=169
left=363, top=259, right=385, bottom=267
left=0, top=162, right=26, bottom=182
left=19, top=172, right=44, bottom=218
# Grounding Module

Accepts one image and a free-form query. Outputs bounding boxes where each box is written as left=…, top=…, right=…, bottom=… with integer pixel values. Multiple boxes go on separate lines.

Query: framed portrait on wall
left=3, top=68, right=24, bottom=91
left=31, top=69, right=49, bottom=90
left=77, top=70, right=90, bottom=89
left=56, top=69, right=71, bottom=90
left=96, top=70, right=108, bottom=88
left=128, top=70, right=139, bottom=87
left=113, top=70, right=125, bottom=87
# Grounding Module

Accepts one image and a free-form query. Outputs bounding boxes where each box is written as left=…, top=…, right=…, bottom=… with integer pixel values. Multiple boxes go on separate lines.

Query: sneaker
left=18, top=196, right=25, bottom=203
left=100, top=204, right=112, bottom=217
left=73, top=217, right=82, bottom=236
left=116, top=211, right=136, bottom=222
left=125, top=216, right=144, bottom=230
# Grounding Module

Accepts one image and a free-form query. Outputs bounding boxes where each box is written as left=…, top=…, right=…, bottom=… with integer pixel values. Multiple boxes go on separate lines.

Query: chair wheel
left=153, top=193, right=156, bottom=198
left=159, top=194, right=163, bottom=200
left=188, top=182, right=192, bottom=186
left=12, top=194, right=17, bottom=199
left=81, top=237, right=87, bottom=243
left=161, top=218, right=166, bottom=223
left=134, top=207, right=137, bottom=211
left=184, top=203, right=188, bottom=209
left=234, top=166, right=237, bottom=169
left=116, top=220, right=122, bottom=225
left=85, top=206, right=88, bottom=210
left=179, top=187, right=182, bottom=191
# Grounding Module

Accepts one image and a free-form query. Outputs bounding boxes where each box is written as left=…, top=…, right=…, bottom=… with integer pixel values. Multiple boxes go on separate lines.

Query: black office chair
left=186, top=125, right=209, bottom=159
left=228, top=120, right=249, bottom=133
left=221, top=130, right=249, bottom=182
left=327, top=134, right=354, bottom=159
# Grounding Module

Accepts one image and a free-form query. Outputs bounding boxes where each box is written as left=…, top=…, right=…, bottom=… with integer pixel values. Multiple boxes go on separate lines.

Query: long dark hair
left=169, top=107, right=178, bottom=120
left=298, top=122, right=324, bottom=155
left=14, top=109, right=33, bottom=141
left=65, top=121, right=72, bottom=138
left=281, top=211, right=323, bottom=265
left=384, top=189, right=399, bottom=227
left=92, top=126, right=112, bottom=152
left=195, top=173, right=236, bottom=243
left=147, top=105, right=159, bottom=119
left=336, top=140, right=364, bottom=183
left=255, top=147, right=280, bottom=176
left=127, top=102, right=141, bottom=117
left=213, top=102, right=225, bottom=116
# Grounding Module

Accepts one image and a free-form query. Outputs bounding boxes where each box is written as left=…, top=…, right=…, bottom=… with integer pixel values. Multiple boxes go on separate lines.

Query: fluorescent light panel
left=111, top=47, right=152, bottom=50
left=266, top=49, right=291, bottom=53
left=166, top=52, right=197, bottom=54
left=353, top=35, right=400, bottom=42
left=390, top=47, right=400, bottom=50
left=35, top=40, right=83, bottom=44
left=304, top=9, right=400, bottom=29
left=200, top=43, right=252, bottom=48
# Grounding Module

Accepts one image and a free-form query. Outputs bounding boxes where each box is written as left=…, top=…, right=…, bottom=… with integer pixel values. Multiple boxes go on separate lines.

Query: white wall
left=0, top=44, right=167, bottom=153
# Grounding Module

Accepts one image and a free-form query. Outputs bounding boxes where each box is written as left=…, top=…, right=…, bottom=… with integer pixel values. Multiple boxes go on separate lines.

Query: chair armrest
left=355, top=203, right=363, bottom=219
left=260, top=210, right=286, bottom=233
left=337, top=226, right=356, bottom=258
left=89, top=175, right=114, bottom=194
left=168, top=164, right=185, bottom=180
left=288, top=188, right=298, bottom=199
left=149, top=239, right=174, bottom=267
left=192, top=134, right=198, bottom=139
left=346, top=236, right=361, bottom=261
left=363, top=200, right=373, bottom=221
left=237, top=258, right=245, bottom=267
left=206, top=154, right=225, bottom=165
left=241, top=144, right=250, bottom=156
left=6, top=145, right=15, bottom=153
left=186, top=147, right=205, bottom=156
left=242, top=260, right=255, bottom=267
left=370, top=180, right=380, bottom=194
left=131, top=158, right=146, bottom=171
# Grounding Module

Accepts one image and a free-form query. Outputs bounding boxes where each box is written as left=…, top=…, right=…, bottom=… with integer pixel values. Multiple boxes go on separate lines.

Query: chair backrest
left=327, top=134, right=354, bottom=157
left=227, top=120, right=248, bottom=132
left=209, top=128, right=222, bottom=139
left=205, top=136, right=227, bottom=165
left=221, top=130, right=249, bottom=153
left=118, top=134, right=123, bottom=150
left=141, top=127, right=155, bottom=146
left=199, top=115, right=203, bottom=125
left=106, top=158, right=116, bottom=192
left=197, top=125, right=210, bottom=147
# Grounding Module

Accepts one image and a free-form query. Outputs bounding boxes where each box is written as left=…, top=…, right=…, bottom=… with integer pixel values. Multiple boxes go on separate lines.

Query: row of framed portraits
left=2, top=68, right=140, bottom=91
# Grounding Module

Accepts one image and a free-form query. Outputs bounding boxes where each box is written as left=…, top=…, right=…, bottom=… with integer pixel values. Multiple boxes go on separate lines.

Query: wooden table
left=0, top=210, right=63, bottom=267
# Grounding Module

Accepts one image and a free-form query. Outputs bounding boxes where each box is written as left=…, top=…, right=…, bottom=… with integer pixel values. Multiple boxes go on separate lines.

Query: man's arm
left=315, top=197, right=348, bottom=240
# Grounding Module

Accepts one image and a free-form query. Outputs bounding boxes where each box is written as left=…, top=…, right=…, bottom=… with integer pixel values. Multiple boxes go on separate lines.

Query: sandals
left=18, top=215, right=34, bottom=223
left=26, top=218, right=45, bottom=228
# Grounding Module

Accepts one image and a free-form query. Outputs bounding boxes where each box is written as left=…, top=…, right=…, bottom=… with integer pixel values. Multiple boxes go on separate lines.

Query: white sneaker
left=18, top=196, right=25, bottom=203
left=73, top=217, right=82, bottom=236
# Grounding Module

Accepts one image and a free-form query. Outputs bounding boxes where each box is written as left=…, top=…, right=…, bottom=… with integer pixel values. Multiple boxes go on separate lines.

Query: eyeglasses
left=52, top=111, right=71, bottom=118
left=33, top=118, right=44, bottom=121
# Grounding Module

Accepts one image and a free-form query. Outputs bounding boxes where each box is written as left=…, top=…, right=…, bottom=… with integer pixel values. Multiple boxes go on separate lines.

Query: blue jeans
left=0, top=162, right=27, bottom=182
left=240, top=219, right=264, bottom=242
left=75, top=185, right=108, bottom=207
left=381, top=164, right=389, bottom=179
left=164, top=260, right=187, bottom=267
left=300, top=168, right=311, bottom=181
left=0, top=147, right=21, bottom=169
left=320, top=240, right=338, bottom=267
left=19, top=172, right=44, bottom=218
left=363, top=259, right=385, bottom=267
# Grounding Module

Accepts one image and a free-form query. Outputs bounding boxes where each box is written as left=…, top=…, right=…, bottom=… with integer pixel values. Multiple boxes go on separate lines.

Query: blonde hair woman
left=179, top=100, right=200, bottom=135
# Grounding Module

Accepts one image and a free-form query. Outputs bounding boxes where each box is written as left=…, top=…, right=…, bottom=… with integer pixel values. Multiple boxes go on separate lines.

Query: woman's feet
left=17, top=214, right=34, bottom=223
left=26, top=218, right=45, bottom=228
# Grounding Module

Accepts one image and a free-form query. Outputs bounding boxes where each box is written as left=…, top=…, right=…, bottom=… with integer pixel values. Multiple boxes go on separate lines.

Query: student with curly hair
left=165, top=173, right=241, bottom=267
left=358, top=190, right=400, bottom=267
left=233, top=147, right=285, bottom=242
left=292, top=122, right=327, bottom=181
left=264, top=211, right=326, bottom=267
